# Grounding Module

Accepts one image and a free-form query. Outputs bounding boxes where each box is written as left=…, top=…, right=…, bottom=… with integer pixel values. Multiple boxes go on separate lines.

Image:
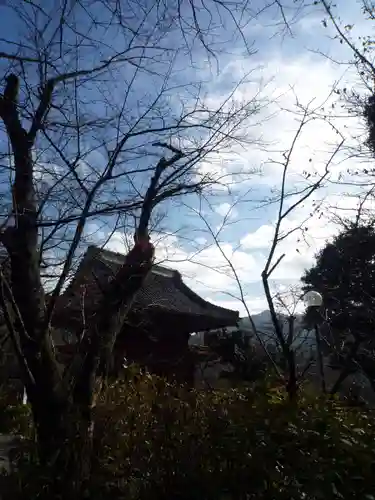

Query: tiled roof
left=61, top=246, right=239, bottom=331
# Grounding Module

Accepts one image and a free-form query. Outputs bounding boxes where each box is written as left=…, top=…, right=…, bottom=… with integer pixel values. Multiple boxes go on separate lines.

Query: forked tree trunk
left=0, top=73, right=156, bottom=499
left=0, top=77, right=87, bottom=498
left=0, top=79, right=76, bottom=495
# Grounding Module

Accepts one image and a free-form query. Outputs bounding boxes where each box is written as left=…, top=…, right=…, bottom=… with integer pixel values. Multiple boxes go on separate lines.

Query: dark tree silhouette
left=0, top=1, right=269, bottom=497
left=302, top=224, right=375, bottom=393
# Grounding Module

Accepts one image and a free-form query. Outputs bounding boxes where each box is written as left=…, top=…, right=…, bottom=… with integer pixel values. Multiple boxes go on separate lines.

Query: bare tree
left=187, top=100, right=344, bottom=399
left=292, top=0, right=375, bottom=400
left=301, top=0, right=375, bottom=212
left=0, top=1, right=272, bottom=496
left=260, top=102, right=343, bottom=399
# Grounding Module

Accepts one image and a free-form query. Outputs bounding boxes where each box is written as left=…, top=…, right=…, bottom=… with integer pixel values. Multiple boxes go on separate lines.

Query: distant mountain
left=190, top=310, right=316, bottom=352
left=239, top=310, right=298, bottom=335
left=239, top=310, right=315, bottom=351
left=239, top=310, right=278, bottom=333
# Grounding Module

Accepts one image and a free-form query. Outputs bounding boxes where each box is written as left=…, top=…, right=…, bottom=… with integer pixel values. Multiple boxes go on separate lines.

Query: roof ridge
left=90, top=245, right=177, bottom=276
left=59, top=245, right=240, bottom=330
left=88, top=244, right=127, bottom=260
left=89, top=246, right=239, bottom=317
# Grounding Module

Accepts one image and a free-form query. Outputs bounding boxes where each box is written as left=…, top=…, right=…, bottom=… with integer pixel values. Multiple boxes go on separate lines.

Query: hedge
left=3, top=369, right=375, bottom=499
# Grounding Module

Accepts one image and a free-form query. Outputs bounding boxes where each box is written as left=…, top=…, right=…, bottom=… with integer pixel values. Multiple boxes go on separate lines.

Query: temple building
left=53, top=246, right=239, bottom=384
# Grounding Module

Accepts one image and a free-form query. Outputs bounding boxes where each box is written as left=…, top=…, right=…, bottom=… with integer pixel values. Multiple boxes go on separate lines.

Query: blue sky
left=144, top=0, right=374, bottom=316
left=144, top=0, right=375, bottom=316
left=0, top=0, right=372, bottom=316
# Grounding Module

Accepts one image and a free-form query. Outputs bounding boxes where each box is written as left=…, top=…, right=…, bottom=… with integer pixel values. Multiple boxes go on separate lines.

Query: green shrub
left=91, top=368, right=375, bottom=500
left=3, top=368, right=375, bottom=499
left=0, top=386, right=31, bottom=436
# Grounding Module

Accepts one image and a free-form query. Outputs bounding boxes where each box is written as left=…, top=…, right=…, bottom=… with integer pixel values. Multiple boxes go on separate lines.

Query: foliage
left=89, top=370, right=375, bottom=500
left=0, top=2, right=265, bottom=493
left=0, top=387, right=31, bottom=436
left=4, top=368, right=375, bottom=499
left=301, top=223, right=375, bottom=392
left=212, top=331, right=270, bottom=384
left=364, top=94, right=375, bottom=155
left=302, top=223, right=375, bottom=338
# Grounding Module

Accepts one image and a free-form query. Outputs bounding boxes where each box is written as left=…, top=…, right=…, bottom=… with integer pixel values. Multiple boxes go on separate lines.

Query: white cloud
left=34, top=161, right=64, bottom=186
left=197, top=50, right=363, bottom=193
left=154, top=235, right=259, bottom=293
left=215, top=202, right=238, bottom=218
left=196, top=156, right=240, bottom=191
left=194, top=236, right=207, bottom=245
left=98, top=186, right=374, bottom=319
left=239, top=191, right=375, bottom=284
left=209, top=296, right=268, bottom=317
left=102, top=227, right=267, bottom=317
left=103, top=230, right=257, bottom=300
left=241, top=224, right=274, bottom=250
left=176, top=43, right=375, bottom=315
left=85, top=9, right=375, bottom=319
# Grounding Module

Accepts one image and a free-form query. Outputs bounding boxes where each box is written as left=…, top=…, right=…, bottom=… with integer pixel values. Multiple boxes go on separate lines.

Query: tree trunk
left=0, top=74, right=155, bottom=499
left=329, top=339, right=361, bottom=399
left=286, top=350, right=297, bottom=401
left=314, top=324, right=326, bottom=393
left=0, top=77, right=80, bottom=498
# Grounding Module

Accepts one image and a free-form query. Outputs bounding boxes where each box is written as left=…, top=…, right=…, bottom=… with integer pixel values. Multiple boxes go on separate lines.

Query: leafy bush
left=0, top=386, right=31, bottom=436
left=3, top=367, right=375, bottom=499
left=91, top=368, right=375, bottom=500
left=0, top=388, right=33, bottom=500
